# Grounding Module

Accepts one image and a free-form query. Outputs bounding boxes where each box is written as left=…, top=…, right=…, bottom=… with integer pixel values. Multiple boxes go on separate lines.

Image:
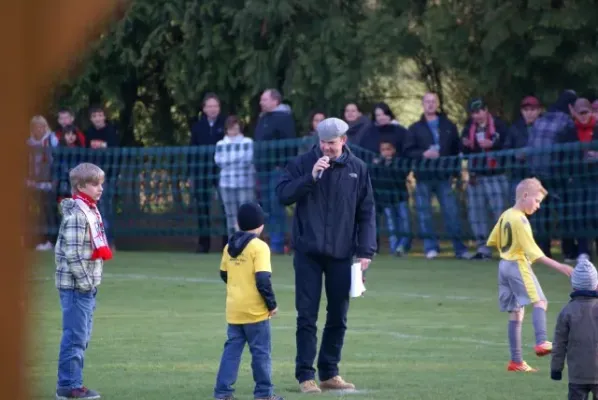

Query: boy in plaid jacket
left=54, top=163, right=113, bottom=400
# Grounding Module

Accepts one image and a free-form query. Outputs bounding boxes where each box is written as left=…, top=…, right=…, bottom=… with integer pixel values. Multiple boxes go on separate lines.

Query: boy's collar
left=570, top=290, right=598, bottom=299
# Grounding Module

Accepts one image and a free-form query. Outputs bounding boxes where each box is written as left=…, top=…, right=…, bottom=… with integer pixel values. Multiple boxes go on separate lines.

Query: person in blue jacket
left=276, top=117, right=377, bottom=394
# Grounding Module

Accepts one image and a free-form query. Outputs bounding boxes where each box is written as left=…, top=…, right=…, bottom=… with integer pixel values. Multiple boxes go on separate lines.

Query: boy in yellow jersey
left=213, top=202, right=283, bottom=400
left=487, top=178, right=573, bottom=373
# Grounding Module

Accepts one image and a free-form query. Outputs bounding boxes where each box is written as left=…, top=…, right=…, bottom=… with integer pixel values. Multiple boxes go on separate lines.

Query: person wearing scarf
left=54, top=162, right=111, bottom=400
left=460, top=98, right=509, bottom=259
left=556, top=98, right=598, bottom=263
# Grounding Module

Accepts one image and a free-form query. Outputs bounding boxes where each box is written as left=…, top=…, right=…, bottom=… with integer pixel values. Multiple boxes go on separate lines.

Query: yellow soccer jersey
left=220, top=237, right=272, bottom=324
left=487, top=207, right=545, bottom=263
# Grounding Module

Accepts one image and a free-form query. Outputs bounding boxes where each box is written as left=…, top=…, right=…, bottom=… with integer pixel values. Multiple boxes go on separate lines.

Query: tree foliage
left=52, top=0, right=598, bottom=144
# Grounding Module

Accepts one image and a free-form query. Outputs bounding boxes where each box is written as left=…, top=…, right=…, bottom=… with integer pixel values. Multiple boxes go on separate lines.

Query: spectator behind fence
left=85, top=105, right=120, bottom=249
left=254, top=88, right=296, bottom=254
left=556, top=98, right=598, bottom=262
left=461, top=98, right=509, bottom=259
left=299, top=110, right=326, bottom=153
left=343, top=102, right=370, bottom=147
left=370, top=139, right=412, bottom=256
left=528, top=90, right=577, bottom=259
left=55, top=107, right=86, bottom=147
left=360, top=102, right=405, bottom=154
left=276, top=117, right=376, bottom=393
left=189, top=92, right=227, bottom=253
left=56, top=125, right=86, bottom=201
left=504, top=96, right=542, bottom=200
left=27, top=115, right=59, bottom=251
left=404, top=92, right=471, bottom=259
left=215, top=116, right=256, bottom=237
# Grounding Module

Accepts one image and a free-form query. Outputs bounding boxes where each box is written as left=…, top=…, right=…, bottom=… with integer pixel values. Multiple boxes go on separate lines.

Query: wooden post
left=0, top=1, right=125, bottom=398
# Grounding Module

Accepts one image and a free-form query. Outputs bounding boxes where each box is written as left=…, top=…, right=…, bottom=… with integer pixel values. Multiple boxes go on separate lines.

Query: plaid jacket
left=214, top=135, right=255, bottom=188
left=54, top=198, right=103, bottom=292
left=528, top=111, right=574, bottom=178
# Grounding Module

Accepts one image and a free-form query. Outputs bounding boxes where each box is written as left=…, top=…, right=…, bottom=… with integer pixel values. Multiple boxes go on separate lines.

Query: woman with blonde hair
left=26, top=115, right=59, bottom=250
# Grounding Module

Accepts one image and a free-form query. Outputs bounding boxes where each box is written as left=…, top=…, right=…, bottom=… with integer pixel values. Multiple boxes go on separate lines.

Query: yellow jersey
left=220, top=237, right=272, bottom=324
left=487, top=207, right=545, bottom=264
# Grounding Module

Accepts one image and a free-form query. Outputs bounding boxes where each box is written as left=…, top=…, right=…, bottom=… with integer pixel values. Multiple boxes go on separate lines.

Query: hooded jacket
left=219, top=231, right=277, bottom=312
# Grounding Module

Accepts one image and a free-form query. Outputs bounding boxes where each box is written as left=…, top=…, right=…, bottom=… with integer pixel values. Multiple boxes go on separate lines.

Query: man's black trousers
left=293, top=251, right=352, bottom=383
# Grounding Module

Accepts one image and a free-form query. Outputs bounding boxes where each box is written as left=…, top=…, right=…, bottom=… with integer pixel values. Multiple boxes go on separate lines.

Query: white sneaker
left=425, top=250, right=438, bottom=259
left=35, top=241, right=53, bottom=251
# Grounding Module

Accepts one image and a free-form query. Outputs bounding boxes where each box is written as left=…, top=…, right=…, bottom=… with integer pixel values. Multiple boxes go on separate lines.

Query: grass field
left=29, top=251, right=573, bottom=399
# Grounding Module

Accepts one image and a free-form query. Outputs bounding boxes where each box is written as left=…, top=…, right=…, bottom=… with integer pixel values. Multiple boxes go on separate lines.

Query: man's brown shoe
left=320, top=376, right=355, bottom=391
left=299, top=380, right=322, bottom=393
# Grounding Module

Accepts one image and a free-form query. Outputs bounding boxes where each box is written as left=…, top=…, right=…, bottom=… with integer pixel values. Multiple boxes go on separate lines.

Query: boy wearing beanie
left=213, top=202, right=283, bottom=400
left=551, top=259, right=598, bottom=399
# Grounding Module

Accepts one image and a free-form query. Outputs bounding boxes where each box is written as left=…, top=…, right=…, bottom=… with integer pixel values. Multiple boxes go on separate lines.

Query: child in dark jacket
left=551, top=259, right=598, bottom=400
left=370, top=139, right=412, bottom=256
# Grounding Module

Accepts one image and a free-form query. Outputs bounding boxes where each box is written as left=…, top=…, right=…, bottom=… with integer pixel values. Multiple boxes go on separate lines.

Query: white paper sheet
left=350, top=262, right=367, bottom=298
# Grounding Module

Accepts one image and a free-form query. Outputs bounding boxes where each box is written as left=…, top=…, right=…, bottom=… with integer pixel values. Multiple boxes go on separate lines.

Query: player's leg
left=318, top=255, right=354, bottom=390
left=499, top=260, right=537, bottom=372
left=245, top=320, right=277, bottom=400
left=511, top=260, right=551, bottom=356
left=293, top=251, right=323, bottom=391
left=214, top=324, right=246, bottom=399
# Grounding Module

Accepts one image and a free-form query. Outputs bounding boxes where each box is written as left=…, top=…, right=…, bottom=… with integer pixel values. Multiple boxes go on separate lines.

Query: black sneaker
left=56, top=387, right=100, bottom=399
left=255, top=395, right=285, bottom=400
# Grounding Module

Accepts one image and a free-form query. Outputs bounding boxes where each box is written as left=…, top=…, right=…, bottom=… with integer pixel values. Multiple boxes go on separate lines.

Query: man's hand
left=269, top=307, right=278, bottom=317
left=357, top=258, right=371, bottom=271
left=423, top=149, right=439, bottom=159
left=558, top=264, right=573, bottom=277
left=312, top=156, right=330, bottom=180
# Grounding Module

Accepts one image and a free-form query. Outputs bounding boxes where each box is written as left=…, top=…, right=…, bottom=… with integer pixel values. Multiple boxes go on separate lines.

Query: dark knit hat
left=237, top=202, right=265, bottom=231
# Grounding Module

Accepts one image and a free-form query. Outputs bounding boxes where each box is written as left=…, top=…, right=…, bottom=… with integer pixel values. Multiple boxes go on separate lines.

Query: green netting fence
left=25, top=138, right=598, bottom=254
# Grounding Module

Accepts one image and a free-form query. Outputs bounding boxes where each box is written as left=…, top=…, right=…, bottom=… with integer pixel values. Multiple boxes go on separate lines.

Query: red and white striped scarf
left=73, top=192, right=113, bottom=261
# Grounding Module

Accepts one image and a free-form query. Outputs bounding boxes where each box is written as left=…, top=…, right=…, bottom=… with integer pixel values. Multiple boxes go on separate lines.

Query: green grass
left=29, top=251, right=572, bottom=399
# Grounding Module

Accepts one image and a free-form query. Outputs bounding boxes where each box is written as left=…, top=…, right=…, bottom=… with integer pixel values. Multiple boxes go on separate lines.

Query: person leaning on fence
left=214, top=115, right=256, bottom=236
left=276, top=117, right=376, bottom=393
left=461, top=97, right=510, bottom=259
left=54, top=163, right=113, bottom=400
left=551, top=259, right=598, bottom=400
left=403, top=92, right=471, bottom=259
left=213, top=202, right=283, bottom=400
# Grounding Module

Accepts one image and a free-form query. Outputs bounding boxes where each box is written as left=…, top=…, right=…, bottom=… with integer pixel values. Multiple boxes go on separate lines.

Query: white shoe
left=35, top=241, right=53, bottom=251
left=425, top=250, right=438, bottom=259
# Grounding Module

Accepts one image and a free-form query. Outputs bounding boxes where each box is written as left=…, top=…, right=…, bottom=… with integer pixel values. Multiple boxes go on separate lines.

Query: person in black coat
left=276, top=118, right=376, bottom=394
left=189, top=93, right=228, bottom=253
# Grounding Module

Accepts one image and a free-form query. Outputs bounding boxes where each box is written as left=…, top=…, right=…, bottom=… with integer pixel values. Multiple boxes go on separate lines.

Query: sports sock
left=508, top=320, right=523, bottom=363
left=532, top=307, right=547, bottom=345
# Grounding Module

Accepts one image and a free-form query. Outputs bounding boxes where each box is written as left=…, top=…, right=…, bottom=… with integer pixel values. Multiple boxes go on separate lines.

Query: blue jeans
left=56, top=288, right=97, bottom=390
left=260, top=170, right=286, bottom=253
left=383, top=202, right=412, bottom=253
left=414, top=180, right=467, bottom=256
left=214, top=320, right=273, bottom=399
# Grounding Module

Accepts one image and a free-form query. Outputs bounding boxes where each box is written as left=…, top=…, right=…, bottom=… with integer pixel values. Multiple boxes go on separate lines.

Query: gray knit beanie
left=571, top=259, right=598, bottom=291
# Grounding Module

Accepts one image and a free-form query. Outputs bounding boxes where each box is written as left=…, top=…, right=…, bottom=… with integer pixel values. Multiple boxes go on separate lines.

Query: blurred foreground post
left=0, top=1, right=124, bottom=399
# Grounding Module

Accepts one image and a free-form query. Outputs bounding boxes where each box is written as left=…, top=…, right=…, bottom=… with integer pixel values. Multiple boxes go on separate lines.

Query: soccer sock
left=508, top=320, right=523, bottom=363
left=532, top=307, right=548, bottom=345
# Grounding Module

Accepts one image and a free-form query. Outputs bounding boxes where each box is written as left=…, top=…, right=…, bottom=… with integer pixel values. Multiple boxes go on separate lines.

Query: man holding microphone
left=276, top=117, right=377, bottom=393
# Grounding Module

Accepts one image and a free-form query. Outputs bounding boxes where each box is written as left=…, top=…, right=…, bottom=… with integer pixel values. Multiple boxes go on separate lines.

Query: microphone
left=317, top=156, right=330, bottom=180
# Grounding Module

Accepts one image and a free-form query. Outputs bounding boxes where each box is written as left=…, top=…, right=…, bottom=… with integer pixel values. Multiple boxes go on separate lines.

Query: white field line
left=30, top=272, right=568, bottom=304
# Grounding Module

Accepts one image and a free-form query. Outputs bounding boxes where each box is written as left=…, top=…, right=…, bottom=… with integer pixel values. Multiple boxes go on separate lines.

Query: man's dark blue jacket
left=275, top=145, right=377, bottom=260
